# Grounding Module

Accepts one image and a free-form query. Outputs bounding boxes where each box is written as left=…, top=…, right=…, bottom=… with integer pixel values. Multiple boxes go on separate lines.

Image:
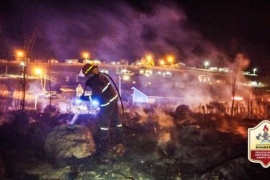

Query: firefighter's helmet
left=81, top=64, right=98, bottom=76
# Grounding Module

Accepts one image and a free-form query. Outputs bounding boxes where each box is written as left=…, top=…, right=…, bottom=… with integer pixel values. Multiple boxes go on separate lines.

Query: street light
left=82, top=51, right=90, bottom=59
left=167, top=55, right=174, bottom=66
left=16, top=50, right=25, bottom=61
left=82, top=51, right=90, bottom=63
left=146, top=54, right=154, bottom=66
left=122, top=74, right=130, bottom=81
left=20, top=61, right=26, bottom=67
left=35, top=68, right=46, bottom=90
left=35, top=68, right=42, bottom=75
left=159, top=59, right=165, bottom=66
left=204, top=61, right=209, bottom=69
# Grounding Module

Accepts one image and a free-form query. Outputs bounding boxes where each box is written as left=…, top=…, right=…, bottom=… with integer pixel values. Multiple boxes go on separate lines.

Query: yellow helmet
left=81, top=64, right=98, bottom=76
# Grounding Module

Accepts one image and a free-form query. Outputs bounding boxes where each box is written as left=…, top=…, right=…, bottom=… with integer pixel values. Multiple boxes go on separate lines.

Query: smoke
left=4, top=1, right=258, bottom=116
left=127, top=105, right=176, bottom=148
left=134, top=52, right=254, bottom=107
left=39, top=1, right=226, bottom=65
left=128, top=105, right=175, bottom=128
left=27, top=81, right=42, bottom=93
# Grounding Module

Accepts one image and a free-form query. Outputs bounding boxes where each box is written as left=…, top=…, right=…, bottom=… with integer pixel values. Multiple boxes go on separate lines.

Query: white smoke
left=41, top=1, right=226, bottom=65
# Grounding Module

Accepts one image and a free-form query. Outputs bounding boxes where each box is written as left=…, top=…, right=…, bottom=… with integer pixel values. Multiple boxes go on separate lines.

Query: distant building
left=131, top=87, right=183, bottom=104
left=48, top=59, right=59, bottom=63
left=76, top=84, right=92, bottom=97
left=65, top=59, right=79, bottom=64
left=131, top=87, right=148, bottom=103
left=83, top=59, right=101, bottom=65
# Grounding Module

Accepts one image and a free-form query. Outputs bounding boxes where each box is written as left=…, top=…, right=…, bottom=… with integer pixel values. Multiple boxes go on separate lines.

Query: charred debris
left=0, top=102, right=269, bottom=180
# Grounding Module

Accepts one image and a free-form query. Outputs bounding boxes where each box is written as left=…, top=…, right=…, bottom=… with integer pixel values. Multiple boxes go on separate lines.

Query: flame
left=157, top=132, right=171, bottom=148
left=217, top=118, right=247, bottom=138
left=235, top=126, right=247, bottom=138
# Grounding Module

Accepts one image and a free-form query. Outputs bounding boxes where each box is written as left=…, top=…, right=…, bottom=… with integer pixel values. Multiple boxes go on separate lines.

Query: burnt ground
left=0, top=110, right=270, bottom=180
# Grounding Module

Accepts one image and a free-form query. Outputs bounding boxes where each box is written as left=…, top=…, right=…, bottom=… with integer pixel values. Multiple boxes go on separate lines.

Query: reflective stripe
left=102, top=82, right=110, bottom=93
left=100, top=102, right=110, bottom=107
left=100, top=94, right=118, bottom=107
left=84, top=65, right=94, bottom=74
left=100, top=125, right=122, bottom=130
left=100, top=127, right=109, bottom=131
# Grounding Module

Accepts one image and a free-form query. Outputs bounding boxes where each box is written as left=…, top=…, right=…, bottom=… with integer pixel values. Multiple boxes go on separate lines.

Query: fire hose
left=68, top=72, right=145, bottom=132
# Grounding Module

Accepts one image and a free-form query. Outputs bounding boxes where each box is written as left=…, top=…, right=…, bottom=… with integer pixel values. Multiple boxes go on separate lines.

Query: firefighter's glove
left=79, top=95, right=90, bottom=101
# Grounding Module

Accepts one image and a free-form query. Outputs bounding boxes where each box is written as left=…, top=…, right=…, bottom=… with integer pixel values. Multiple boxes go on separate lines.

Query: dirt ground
left=0, top=109, right=269, bottom=180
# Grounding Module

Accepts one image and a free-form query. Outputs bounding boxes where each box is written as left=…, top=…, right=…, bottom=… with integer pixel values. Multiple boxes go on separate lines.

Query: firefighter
left=81, top=64, right=123, bottom=151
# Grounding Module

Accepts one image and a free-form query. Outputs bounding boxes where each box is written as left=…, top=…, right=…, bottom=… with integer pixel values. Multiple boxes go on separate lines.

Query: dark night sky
left=1, top=0, right=270, bottom=73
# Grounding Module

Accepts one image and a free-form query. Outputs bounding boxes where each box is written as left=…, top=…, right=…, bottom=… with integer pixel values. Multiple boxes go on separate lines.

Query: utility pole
left=16, top=50, right=27, bottom=111
left=49, top=60, right=52, bottom=109
left=116, top=66, right=123, bottom=96
left=118, top=75, right=121, bottom=96
left=20, top=61, right=27, bottom=111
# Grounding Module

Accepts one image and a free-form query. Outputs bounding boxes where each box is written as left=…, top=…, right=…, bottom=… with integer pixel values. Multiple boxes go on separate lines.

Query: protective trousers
left=96, top=99, right=123, bottom=150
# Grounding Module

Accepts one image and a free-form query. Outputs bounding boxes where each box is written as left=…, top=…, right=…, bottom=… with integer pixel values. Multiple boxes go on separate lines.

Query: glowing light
left=253, top=68, right=257, bottom=75
left=20, top=61, right=26, bottom=67
left=122, top=69, right=127, bottom=73
left=74, top=98, right=83, bottom=104
left=232, top=96, right=243, bottom=101
left=204, top=61, right=209, bottom=69
left=159, top=59, right=165, bottom=66
left=83, top=59, right=101, bottom=65
left=91, top=100, right=99, bottom=107
left=163, top=71, right=172, bottom=77
left=146, top=70, right=152, bottom=75
left=100, top=70, right=109, bottom=74
left=144, top=54, right=154, bottom=66
left=122, top=75, right=130, bottom=81
left=82, top=51, right=90, bottom=59
left=167, top=55, right=174, bottom=65
left=16, top=50, right=25, bottom=58
left=146, top=54, right=153, bottom=61
left=78, top=104, right=88, bottom=111
left=35, top=68, right=42, bottom=75
left=250, top=81, right=258, bottom=87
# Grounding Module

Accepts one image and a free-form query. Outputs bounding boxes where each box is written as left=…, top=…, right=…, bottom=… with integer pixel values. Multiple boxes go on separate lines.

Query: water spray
left=70, top=113, right=79, bottom=125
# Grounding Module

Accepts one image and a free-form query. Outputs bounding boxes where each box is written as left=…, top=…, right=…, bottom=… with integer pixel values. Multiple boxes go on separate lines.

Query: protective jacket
left=85, top=73, right=118, bottom=107
left=85, top=73, right=123, bottom=146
